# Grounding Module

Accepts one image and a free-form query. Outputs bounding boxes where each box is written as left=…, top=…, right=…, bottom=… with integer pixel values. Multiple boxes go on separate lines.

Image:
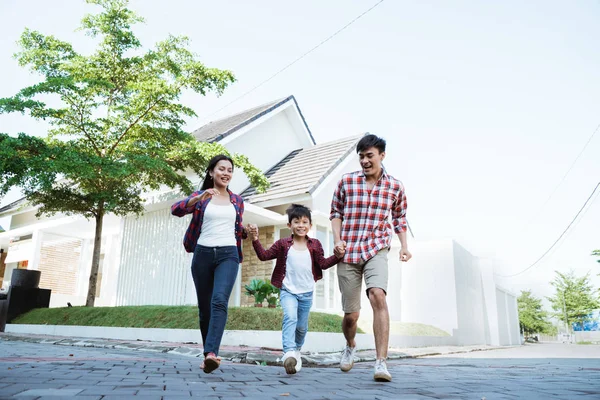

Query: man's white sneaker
left=295, top=350, right=303, bottom=372
left=340, top=345, right=356, bottom=372
left=282, top=351, right=297, bottom=375
left=373, top=358, right=392, bottom=382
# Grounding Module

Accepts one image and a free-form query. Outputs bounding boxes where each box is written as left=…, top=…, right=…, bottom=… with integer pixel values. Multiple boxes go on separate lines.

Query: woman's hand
left=189, top=189, right=220, bottom=206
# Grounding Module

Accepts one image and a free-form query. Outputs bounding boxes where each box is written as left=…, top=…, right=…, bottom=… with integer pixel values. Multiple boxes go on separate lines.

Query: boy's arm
left=171, top=190, right=202, bottom=217
left=313, top=240, right=341, bottom=270
left=252, top=238, right=281, bottom=261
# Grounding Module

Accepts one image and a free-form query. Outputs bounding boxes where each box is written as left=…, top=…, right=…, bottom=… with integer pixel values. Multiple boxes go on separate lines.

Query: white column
left=29, top=230, right=43, bottom=270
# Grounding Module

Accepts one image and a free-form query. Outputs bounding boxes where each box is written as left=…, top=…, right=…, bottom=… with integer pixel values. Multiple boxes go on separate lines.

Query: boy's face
left=358, top=146, right=385, bottom=178
left=288, top=216, right=311, bottom=238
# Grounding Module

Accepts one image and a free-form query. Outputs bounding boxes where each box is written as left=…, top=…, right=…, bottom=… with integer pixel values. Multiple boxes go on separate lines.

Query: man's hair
left=356, top=134, right=386, bottom=154
left=286, top=204, right=312, bottom=224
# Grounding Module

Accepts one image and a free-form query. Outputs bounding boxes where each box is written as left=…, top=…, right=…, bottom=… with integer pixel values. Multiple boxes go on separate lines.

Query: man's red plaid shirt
left=330, top=170, right=407, bottom=264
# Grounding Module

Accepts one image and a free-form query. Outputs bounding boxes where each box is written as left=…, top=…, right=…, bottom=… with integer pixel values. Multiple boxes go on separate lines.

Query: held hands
left=246, top=223, right=259, bottom=241
left=334, top=240, right=346, bottom=259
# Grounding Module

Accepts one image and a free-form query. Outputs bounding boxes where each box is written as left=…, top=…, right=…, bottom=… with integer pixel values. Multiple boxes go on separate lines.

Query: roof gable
left=241, top=134, right=363, bottom=204
left=191, top=95, right=315, bottom=144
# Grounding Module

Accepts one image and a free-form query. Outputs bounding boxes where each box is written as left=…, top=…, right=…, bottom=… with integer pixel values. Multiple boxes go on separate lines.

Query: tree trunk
left=86, top=204, right=104, bottom=307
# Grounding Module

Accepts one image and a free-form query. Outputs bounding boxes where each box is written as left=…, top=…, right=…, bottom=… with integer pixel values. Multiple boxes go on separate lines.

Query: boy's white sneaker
left=340, top=345, right=356, bottom=372
left=373, top=358, right=392, bottom=382
left=295, top=350, right=302, bottom=372
left=282, top=350, right=297, bottom=375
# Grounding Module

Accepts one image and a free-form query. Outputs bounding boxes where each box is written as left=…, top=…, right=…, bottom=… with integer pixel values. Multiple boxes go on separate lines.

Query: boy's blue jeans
left=279, top=288, right=313, bottom=354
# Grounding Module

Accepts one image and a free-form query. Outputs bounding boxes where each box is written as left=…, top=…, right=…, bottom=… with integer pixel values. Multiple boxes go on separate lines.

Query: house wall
left=311, top=153, right=359, bottom=215
left=452, top=242, right=487, bottom=345
left=399, top=240, right=458, bottom=334
left=115, top=207, right=196, bottom=306
left=240, top=226, right=276, bottom=307
left=38, top=237, right=82, bottom=296
left=223, top=111, right=307, bottom=195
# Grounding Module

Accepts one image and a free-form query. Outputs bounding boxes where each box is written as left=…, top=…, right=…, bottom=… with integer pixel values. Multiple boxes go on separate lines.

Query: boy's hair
left=286, top=204, right=312, bottom=224
left=357, top=134, right=386, bottom=154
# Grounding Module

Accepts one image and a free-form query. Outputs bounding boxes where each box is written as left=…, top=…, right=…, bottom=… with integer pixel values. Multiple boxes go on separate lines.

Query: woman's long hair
left=200, top=154, right=235, bottom=190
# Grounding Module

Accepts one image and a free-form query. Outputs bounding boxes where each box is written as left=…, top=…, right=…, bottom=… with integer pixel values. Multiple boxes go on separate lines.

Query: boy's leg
left=364, top=249, right=390, bottom=360
left=279, top=289, right=299, bottom=354
left=294, top=291, right=313, bottom=350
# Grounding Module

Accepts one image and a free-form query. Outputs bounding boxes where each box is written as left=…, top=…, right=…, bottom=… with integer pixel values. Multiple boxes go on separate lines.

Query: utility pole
left=562, top=290, right=570, bottom=343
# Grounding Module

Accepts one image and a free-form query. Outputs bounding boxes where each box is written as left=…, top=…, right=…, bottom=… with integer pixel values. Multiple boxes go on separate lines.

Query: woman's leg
left=203, top=246, right=239, bottom=356
left=190, top=245, right=215, bottom=347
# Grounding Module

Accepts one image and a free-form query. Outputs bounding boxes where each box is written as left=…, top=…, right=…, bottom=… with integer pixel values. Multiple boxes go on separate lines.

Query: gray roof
left=191, top=95, right=315, bottom=144
left=0, top=197, right=28, bottom=215
left=242, top=134, right=364, bottom=204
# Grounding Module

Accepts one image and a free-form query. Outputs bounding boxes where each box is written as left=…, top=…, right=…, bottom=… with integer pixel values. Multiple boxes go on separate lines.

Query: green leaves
left=517, top=290, right=552, bottom=335
left=547, top=271, right=600, bottom=332
left=592, top=250, right=600, bottom=264
left=0, top=0, right=267, bottom=219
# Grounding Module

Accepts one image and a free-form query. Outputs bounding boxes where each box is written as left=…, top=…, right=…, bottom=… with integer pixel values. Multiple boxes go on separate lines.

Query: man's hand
left=247, top=223, right=259, bottom=241
left=334, top=240, right=346, bottom=259
left=400, top=248, right=412, bottom=262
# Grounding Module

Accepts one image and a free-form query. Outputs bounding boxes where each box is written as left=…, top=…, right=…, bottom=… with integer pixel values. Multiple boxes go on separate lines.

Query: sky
left=1, top=0, right=599, bottom=307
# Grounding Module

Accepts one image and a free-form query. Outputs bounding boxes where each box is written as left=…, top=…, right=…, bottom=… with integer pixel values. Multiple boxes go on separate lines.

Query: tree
left=517, top=290, right=552, bottom=336
left=547, top=271, right=600, bottom=333
left=0, top=0, right=269, bottom=306
left=592, top=250, right=600, bottom=264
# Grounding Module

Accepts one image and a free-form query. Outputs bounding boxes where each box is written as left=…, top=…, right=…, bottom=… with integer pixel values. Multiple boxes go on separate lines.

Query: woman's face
left=211, top=159, right=234, bottom=189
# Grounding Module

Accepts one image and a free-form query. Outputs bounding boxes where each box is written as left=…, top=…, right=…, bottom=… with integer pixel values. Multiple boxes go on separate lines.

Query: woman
left=171, top=154, right=247, bottom=373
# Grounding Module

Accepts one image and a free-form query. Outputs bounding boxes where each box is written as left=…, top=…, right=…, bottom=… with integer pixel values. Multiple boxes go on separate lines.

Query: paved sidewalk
left=0, top=340, right=599, bottom=399
left=0, top=332, right=499, bottom=366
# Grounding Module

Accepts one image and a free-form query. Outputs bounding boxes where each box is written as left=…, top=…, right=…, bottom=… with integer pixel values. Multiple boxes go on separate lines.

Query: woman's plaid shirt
left=330, top=170, right=407, bottom=264
left=171, top=189, right=247, bottom=261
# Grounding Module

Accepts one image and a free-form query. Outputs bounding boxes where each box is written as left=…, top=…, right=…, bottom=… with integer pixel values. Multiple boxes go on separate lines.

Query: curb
left=0, top=332, right=508, bottom=367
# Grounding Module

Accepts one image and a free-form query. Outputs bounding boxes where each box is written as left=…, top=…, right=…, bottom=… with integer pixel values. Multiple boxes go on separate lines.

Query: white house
left=0, top=95, right=520, bottom=346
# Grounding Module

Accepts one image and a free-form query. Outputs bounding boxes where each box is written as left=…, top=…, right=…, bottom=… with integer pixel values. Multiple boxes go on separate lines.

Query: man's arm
left=392, top=182, right=412, bottom=262
left=330, top=178, right=346, bottom=257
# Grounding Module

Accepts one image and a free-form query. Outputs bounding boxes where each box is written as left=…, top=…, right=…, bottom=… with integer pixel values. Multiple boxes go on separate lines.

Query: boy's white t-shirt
left=282, top=246, right=314, bottom=294
left=197, top=202, right=237, bottom=247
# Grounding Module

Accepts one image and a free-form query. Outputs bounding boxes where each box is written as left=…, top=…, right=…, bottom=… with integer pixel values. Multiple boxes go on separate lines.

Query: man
left=330, top=134, right=412, bottom=382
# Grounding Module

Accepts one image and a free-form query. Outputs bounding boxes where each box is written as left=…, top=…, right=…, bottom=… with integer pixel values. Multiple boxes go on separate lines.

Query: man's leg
left=342, top=311, right=360, bottom=348
left=364, top=249, right=392, bottom=382
left=337, top=261, right=363, bottom=371
left=368, top=288, right=389, bottom=359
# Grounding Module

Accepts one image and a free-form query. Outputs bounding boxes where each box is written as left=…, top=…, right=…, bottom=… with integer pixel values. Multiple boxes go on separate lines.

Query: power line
left=528, top=122, right=600, bottom=220
left=201, top=0, right=385, bottom=121
left=496, top=181, right=600, bottom=278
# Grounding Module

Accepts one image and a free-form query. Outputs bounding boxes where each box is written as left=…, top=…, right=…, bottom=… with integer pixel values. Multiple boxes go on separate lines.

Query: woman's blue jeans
left=191, top=245, right=239, bottom=356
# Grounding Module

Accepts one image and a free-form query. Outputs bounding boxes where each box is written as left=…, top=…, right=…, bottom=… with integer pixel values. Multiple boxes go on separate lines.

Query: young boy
left=248, top=204, right=343, bottom=375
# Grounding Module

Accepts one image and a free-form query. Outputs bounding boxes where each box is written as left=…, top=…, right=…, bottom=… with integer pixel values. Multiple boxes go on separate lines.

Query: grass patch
left=358, top=320, right=450, bottom=337
left=576, top=341, right=597, bottom=345
left=12, top=306, right=362, bottom=333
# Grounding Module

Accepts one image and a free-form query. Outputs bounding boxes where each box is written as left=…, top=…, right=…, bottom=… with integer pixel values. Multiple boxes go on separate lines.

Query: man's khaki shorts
left=337, top=248, right=389, bottom=313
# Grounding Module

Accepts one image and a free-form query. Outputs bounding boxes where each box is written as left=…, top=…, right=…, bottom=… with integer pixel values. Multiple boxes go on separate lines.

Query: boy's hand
left=334, top=240, right=346, bottom=259
left=247, top=223, right=259, bottom=241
